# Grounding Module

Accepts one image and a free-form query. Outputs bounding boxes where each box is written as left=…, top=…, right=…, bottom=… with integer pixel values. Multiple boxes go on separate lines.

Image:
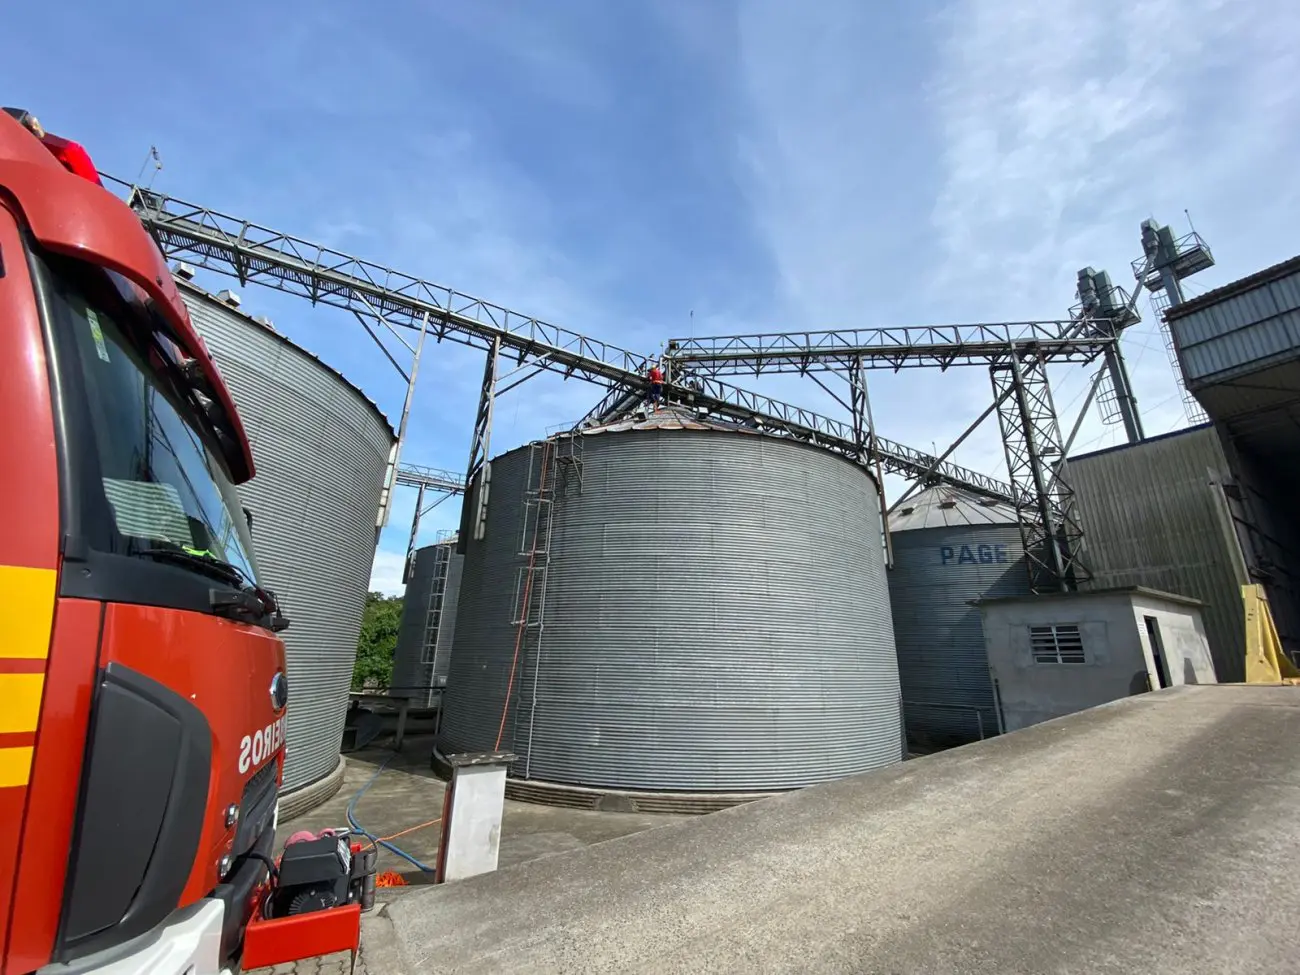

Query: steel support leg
left=992, top=352, right=1089, bottom=592
left=459, top=337, right=501, bottom=550
left=848, top=357, right=868, bottom=462
left=376, top=311, right=430, bottom=538
left=402, top=482, right=427, bottom=584
left=1102, top=338, right=1144, bottom=443
left=889, top=388, right=1012, bottom=514
left=848, top=357, right=893, bottom=566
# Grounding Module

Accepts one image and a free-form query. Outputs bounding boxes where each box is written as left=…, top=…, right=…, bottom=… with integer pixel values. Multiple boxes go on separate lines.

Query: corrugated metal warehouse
left=1067, top=425, right=1249, bottom=682
left=887, top=486, right=1028, bottom=746
left=438, top=409, right=902, bottom=794
left=181, top=282, right=395, bottom=795
left=1163, top=256, right=1300, bottom=660
left=391, top=537, right=463, bottom=708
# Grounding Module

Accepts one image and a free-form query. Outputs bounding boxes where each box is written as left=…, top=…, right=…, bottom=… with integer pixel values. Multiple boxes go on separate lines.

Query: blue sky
left=6, top=0, right=1298, bottom=594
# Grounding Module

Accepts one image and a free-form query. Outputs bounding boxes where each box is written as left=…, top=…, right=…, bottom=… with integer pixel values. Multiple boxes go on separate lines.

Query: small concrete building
left=977, top=587, right=1216, bottom=733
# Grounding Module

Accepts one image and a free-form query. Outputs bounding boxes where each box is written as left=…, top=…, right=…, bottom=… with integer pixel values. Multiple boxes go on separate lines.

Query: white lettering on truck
left=238, top=716, right=286, bottom=774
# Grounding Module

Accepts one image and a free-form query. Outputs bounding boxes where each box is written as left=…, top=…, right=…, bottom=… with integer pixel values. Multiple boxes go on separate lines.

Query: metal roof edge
left=973, top=585, right=1205, bottom=608
left=1164, top=254, right=1300, bottom=321
left=415, top=536, right=460, bottom=555
left=887, top=486, right=1019, bottom=530
left=1067, top=422, right=1214, bottom=463
left=490, top=421, right=882, bottom=492
left=177, top=278, right=396, bottom=438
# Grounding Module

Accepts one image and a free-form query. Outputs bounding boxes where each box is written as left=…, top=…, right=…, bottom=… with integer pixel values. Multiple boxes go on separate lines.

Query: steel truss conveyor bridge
left=109, top=178, right=1120, bottom=591
left=662, top=319, right=1123, bottom=592
left=113, top=184, right=1010, bottom=496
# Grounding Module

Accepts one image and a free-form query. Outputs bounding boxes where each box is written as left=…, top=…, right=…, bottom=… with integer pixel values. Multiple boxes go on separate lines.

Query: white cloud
left=732, top=1, right=1033, bottom=480
left=929, top=0, right=1289, bottom=303
left=428, top=3, right=616, bottom=112
left=735, top=1, right=933, bottom=327
left=174, top=14, right=657, bottom=572
left=732, top=0, right=1300, bottom=474
left=369, top=548, right=408, bottom=598
left=928, top=0, right=1300, bottom=449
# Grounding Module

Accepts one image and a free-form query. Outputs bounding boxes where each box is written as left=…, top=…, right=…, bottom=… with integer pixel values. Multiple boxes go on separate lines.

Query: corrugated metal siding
left=391, top=543, right=463, bottom=707
left=1202, top=437, right=1300, bottom=663
left=1168, top=266, right=1300, bottom=388
left=183, top=292, right=393, bottom=791
left=439, top=429, right=901, bottom=792
left=436, top=552, right=463, bottom=684
left=888, top=518, right=1027, bottom=746
left=391, top=544, right=437, bottom=702
left=1068, top=426, right=1247, bottom=682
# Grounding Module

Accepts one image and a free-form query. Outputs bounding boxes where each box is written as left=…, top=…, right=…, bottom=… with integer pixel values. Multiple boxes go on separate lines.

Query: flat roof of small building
left=974, top=585, right=1205, bottom=608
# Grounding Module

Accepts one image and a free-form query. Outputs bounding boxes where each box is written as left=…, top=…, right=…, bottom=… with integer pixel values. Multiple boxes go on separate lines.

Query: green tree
left=353, top=591, right=404, bottom=690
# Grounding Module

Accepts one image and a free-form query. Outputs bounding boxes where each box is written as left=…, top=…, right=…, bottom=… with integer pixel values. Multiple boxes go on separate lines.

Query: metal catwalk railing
left=108, top=177, right=1018, bottom=504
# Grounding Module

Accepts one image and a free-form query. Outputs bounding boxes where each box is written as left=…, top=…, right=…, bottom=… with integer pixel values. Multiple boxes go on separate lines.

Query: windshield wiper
left=133, top=546, right=290, bottom=632
left=134, top=545, right=246, bottom=587
left=209, top=586, right=290, bottom=633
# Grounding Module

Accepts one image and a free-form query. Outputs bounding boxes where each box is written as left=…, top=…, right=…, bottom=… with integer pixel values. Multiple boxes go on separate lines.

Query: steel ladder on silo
left=506, top=438, right=558, bottom=771
left=508, top=433, right=585, bottom=771
left=553, top=429, right=584, bottom=498
left=419, top=545, right=451, bottom=708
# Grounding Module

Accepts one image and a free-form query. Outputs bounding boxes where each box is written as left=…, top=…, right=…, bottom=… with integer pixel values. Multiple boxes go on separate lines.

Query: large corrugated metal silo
left=438, top=409, right=901, bottom=794
left=391, top=536, right=463, bottom=707
left=887, top=485, right=1030, bottom=747
left=180, top=283, right=395, bottom=798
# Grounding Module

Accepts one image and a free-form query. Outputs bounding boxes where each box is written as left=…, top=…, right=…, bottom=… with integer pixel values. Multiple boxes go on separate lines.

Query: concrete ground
left=383, top=684, right=1300, bottom=974
left=272, top=735, right=684, bottom=881
left=249, top=736, right=683, bottom=973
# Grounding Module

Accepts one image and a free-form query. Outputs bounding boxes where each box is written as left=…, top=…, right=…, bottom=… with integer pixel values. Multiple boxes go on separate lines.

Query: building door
left=1144, top=616, right=1172, bottom=689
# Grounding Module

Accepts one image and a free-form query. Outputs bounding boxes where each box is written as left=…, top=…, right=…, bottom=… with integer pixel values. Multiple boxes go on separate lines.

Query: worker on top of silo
left=647, top=360, right=665, bottom=410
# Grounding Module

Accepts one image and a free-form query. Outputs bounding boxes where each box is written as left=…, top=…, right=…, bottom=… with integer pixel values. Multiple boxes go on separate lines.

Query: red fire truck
left=0, top=108, right=372, bottom=975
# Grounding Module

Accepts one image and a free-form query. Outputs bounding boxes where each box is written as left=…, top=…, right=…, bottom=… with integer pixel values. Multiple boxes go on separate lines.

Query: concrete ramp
left=387, top=685, right=1300, bottom=973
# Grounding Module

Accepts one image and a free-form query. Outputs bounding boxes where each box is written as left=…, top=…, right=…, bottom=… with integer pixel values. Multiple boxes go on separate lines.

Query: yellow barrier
left=1243, top=584, right=1300, bottom=684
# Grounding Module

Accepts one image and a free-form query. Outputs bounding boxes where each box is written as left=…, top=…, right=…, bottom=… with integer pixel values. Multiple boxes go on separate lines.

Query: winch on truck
left=0, top=107, right=375, bottom=975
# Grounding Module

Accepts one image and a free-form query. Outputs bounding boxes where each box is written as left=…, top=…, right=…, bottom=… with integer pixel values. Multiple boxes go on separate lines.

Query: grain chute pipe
left=853, top=361, right=893, bottom=568
left=888, top=388, right=1011, bottom=515
left=381, top=310, right=430, bottom=533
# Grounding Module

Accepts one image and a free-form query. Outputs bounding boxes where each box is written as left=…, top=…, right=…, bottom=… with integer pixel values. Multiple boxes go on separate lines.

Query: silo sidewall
left=440, top=429, right=901, bottom=792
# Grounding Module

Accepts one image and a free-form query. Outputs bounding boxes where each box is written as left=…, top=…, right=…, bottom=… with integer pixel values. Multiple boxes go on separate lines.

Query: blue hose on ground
left=346, top=754, right=436, bottom=873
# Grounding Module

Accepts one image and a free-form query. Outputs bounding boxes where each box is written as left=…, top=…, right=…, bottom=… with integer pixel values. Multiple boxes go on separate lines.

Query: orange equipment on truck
left=0, top=108, right=375, bottom=975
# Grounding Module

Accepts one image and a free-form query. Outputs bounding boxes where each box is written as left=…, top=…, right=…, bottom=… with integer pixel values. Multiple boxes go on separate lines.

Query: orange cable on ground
left=378, top=817, right=441, bottom=843
left=495, top=438, right=553, bottom=750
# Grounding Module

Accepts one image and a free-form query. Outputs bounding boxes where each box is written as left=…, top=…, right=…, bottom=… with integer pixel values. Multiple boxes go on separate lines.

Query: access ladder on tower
left=1094, top=369, right=1124, bottom=426
left=553, top=428, right=585, bottom=497
left=419, top=540, right=453, bottom=708
left=1149, top=290, right=1209, bottom=425
left=501, top=438, right=559, bottom=765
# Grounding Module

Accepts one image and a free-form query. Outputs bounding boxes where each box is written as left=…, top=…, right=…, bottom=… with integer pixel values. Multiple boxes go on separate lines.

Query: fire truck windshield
left=33, top=248, right=261, bottom=594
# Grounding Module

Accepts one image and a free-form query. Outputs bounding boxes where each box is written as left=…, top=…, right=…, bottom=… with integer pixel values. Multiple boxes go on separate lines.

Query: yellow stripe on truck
left=0, top=674, right=44, bottom=734
left=0, top=565, right=57, bottom=659
left=0, top=747, right=34, bottom=788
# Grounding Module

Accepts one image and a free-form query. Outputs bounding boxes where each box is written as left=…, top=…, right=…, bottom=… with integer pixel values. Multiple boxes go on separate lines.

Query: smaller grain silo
left=391, top=534, right=463, bottom=707
left=887, top=485, right=1030, bottom=747
left=438, top=408, right=902, bottom=801
left=180, top=281, right=395, bottom=810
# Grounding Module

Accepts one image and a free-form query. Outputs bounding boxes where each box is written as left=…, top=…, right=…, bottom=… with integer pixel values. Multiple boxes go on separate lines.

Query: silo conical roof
left=888, top=484, right=1018, bottom=531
